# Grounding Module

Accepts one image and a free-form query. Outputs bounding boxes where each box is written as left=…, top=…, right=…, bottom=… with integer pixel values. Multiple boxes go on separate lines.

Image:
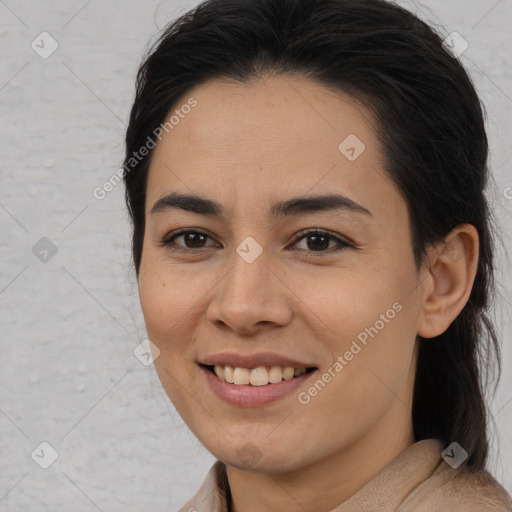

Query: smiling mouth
left=201, top=364, right=318, bottom=386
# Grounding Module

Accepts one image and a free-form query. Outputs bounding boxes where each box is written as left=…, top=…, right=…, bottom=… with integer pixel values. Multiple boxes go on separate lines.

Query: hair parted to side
left=123, top=0, right=502, bottom=471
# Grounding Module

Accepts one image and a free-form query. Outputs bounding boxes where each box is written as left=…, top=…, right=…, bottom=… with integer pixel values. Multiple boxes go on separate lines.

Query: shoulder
left=177, top=461, right=229, bottom=512
left=408, top=462, right=512, bottom=512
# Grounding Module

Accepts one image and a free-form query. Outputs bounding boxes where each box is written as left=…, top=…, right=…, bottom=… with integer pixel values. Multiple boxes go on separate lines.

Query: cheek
left=308, top=267, right=417, bottom=388
left=138, top=270, right=167, bottom=332
left=137, top=263, right=193, bottom=349
left=138, top=266, right=198, bottom=405
left=295, top=264, right=401, bottom=334
left=299, top=302, right=416, bottom=447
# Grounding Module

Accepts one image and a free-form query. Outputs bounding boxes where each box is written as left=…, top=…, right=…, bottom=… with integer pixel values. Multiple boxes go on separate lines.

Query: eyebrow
left=150, top=192, right=372, bottom=220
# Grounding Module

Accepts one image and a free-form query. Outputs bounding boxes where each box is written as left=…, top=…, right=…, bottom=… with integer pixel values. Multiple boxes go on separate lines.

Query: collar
left=177, top=438, right=511, bottom=511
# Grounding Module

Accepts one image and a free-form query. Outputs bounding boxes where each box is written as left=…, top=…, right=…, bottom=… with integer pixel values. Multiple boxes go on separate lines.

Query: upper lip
left=199, top=352, right=318, bottom=369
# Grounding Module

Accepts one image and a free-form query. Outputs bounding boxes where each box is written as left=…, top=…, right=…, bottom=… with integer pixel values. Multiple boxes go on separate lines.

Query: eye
left=289, top=228, right=352, bottom=254
left=160, top=227, right=353, bottom=255
left=160, top=228, right=218, bottom=251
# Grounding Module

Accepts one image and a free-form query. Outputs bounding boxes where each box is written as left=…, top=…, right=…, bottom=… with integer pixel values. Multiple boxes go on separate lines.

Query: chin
left=207, top=436, right=309, bottom=474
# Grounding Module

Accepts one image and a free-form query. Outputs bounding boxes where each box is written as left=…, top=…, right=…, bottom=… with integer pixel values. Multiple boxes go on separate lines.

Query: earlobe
left=417, top=224, right=479, bottom=339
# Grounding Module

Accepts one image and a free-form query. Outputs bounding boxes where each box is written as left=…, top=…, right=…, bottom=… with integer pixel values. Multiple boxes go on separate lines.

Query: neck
left=226, top=405, right=415, bottom=512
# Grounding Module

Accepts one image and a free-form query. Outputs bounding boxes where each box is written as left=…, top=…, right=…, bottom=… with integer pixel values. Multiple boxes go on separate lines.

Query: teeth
left=214, top=365, right=224, bottom=381
left=233, top=367, right=250, bottom=385
left=249, top=367, right=268, bottom=386
left=223, top=365, right=234, bottom=383
left=268, top=366, right=283, bottom=383
left=282, top=367, right=295, bottom=380
left=211, top=364, right=310, bottom=386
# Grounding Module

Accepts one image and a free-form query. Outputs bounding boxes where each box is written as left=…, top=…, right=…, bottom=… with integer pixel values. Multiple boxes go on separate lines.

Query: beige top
left=178, top=439, right=512, bottom=512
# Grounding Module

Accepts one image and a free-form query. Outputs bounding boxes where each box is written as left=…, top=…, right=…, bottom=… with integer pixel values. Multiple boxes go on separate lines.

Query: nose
left=206, top=247, right=293, bottom=336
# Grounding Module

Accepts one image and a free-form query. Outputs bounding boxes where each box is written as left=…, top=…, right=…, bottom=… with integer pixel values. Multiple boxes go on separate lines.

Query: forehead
left=146, top=74, right=405, bottom=224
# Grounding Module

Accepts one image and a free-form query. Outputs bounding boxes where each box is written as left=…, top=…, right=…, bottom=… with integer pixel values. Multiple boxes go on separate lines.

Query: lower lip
left=199, top=365, right=317, bottom=407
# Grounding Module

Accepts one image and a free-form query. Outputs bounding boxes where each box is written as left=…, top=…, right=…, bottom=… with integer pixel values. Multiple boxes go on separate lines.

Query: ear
left=417, top=224, right=479, bottom=339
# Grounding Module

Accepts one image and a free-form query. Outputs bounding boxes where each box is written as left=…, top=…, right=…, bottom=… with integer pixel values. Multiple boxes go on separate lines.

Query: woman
left=122, top=0, right=512, bottom=510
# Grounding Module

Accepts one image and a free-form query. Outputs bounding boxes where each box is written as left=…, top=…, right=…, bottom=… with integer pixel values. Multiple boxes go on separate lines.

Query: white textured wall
left=0, top=1, right=511, bottom=510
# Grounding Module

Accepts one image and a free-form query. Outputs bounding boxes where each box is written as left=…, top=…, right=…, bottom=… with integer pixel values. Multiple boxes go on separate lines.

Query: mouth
left=200, top=363, right=318, bottom=387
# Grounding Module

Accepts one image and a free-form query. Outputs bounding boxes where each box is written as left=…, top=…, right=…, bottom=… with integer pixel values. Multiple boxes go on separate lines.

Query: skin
left=137, top=74, right=479, bottom=512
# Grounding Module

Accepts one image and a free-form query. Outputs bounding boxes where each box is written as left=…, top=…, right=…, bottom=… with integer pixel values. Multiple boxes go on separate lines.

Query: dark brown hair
left=123, top=0, right=502, bottom=471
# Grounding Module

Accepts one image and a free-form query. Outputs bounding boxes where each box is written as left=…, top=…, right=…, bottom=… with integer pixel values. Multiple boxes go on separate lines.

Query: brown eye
left=161, top=228, right=218, bottom=251
left=291, top=228, right=352, bottom=254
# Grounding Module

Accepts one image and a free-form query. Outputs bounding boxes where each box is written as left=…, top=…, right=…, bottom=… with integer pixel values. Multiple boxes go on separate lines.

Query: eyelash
left=160, top=227, right=353, bottom=256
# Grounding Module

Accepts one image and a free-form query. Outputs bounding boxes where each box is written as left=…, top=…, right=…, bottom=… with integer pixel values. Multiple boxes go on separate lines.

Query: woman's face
left=138, top=74, right=426, bottom=473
